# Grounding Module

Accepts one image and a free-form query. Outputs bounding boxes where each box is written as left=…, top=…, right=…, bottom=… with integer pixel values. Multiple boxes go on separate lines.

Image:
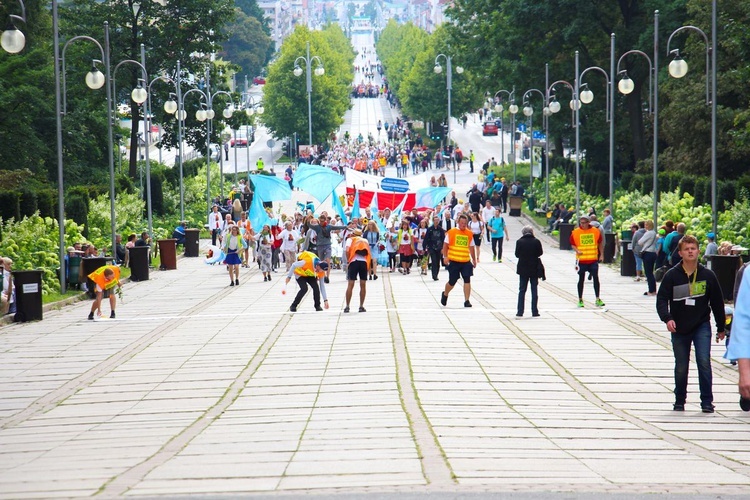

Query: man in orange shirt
left=570, top=214, right=605, bottom=307
left=441, top=213, right=477, bottom=307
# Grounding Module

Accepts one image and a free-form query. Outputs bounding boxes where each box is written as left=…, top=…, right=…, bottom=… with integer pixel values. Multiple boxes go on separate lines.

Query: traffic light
left=429, top=121, right=443, bottom=141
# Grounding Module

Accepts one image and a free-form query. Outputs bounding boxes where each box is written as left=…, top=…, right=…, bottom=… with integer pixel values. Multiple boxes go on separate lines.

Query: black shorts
left=347, top=260, right=368, bottom=281
left=447, top=260, right=473, bottom=285
left=472, top=234, right=482, bottom=245
left=578, top=262, right=599, bottom=275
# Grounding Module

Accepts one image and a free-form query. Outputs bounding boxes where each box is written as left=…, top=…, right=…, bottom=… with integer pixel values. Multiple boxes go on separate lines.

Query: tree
left=261, top=26, right=353, bottom=147
left=220, top=10, right=273, bottom=81
left=61, top=0, right=237, bottom=180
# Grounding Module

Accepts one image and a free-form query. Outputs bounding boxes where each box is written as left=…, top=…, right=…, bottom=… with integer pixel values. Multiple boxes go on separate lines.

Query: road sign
left=533, top=131, right=546, bottom=140
left=517, top=123, right=527, bottom=133
left=381, top=177, right=409, bottom=193
left=266, top=139, right=276, bottom=149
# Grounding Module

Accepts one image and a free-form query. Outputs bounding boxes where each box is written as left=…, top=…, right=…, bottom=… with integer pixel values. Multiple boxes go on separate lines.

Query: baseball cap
left=579, top=213, right=590, bottom=221
left=318, top=262, right=329, bottom=271
left=707, top=232, right=715, bottom=239
left=658, top=228, right=666, bottom=235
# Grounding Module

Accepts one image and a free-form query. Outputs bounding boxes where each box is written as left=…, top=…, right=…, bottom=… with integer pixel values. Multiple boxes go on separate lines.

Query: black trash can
left=157, top=239, right=177, bottom=270
left=708, top=255, right=742, bottom=301
left=129, top=246, right=150, bottom=282
left=620, top=240, right=636, bottom=276
left=82, top=257, right=110, bottom=298
left=13, top=270, right=44, bottom=322
left=603, top=233, right=616, bottom=264
left=184, top=229, right=200, bottom=257
left=559, top=223, right=574, bottom=250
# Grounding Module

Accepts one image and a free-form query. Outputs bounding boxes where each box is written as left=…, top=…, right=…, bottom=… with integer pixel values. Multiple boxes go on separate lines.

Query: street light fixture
left=522, top=88, right=545, bottom=190
left=490, top=89, right=514, bottom=175
left=184, top=68, right=233, bottom=215
left=0, top=0, right=25, bottom=54
left=434, top=53, right=463, bottom=184
left=547, top=79, right=578, bottom=213
left=294, top=41, right=325, bottom=148
left=616, top=11, right=659, bottom=227
left=666, top=3, right=718, bottom=234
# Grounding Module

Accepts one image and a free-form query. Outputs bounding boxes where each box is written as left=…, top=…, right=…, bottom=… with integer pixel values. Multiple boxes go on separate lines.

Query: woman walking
left=223, top=225, right=245, bottom=286
left=395, top=220, right=415, bottom=274
left=639, top=220, right=659, bottom=296
left=469, top=212, right=484, bottom=263
left=256, top=224, right=274, bottom=282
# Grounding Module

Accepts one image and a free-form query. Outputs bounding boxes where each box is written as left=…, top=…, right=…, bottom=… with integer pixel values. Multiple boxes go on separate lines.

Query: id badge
left=685, top=298, right=696, bottom=306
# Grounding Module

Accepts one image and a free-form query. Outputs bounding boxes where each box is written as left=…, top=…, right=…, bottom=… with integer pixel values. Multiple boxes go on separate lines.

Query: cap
left=352, top=229, right=363, bottom=236
left=658, top=229, right=666, bottom=235
left=578, top=214, right=590, bottom=221
left=67, top=246, right=75, bottom=253
left=318, top=262, right=329, bottom=271
left=707, top=232, right=715, bottom=239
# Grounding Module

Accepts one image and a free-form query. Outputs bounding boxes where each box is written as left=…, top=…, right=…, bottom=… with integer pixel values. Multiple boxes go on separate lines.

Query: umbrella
left=293, top=163, right=345, bottom=202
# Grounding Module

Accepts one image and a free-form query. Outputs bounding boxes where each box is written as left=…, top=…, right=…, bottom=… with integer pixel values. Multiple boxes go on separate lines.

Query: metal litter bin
left=129, top=246, right=150, bottom=282
left=184, top=229, right=200, bottom=257
left=604, top=233, right=616, bottom=263
left=558, top=223, right=574, bottom=250
left=157, top=239, right=177, bottom=270
left=620, top=240, right=636, bottom=276
left=13, top=270, right=44, bottom=322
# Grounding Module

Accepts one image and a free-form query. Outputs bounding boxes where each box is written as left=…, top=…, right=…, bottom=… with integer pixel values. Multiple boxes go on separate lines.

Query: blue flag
left=331, top=192, right=349, bottom=224
left=351, top=189, right=361, bottom=219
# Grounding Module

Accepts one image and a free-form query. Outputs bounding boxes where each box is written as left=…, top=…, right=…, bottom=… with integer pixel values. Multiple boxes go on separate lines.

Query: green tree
left=220, top=10, right=273, bottom=81
left=261, top=26, right=353, bottom=146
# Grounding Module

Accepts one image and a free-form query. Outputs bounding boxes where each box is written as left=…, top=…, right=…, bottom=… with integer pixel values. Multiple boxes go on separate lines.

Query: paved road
left=1, top=33, right=748, bottom=500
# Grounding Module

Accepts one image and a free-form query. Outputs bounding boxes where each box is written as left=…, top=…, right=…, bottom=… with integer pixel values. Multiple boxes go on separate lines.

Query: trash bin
left=603, top=233, right=616, bottom=264
left=526, top=196, right=536, bottom=211
left=82, top=257, right=110, bottom=298
left=620, top=240, right=636, bottom=276
left=558, top=223, right=574, bottom=250
left=67, top=256, right=82, bottom=288
left=13, top=270, right=44, bottom=322
left=621, top=229, right=633, bottom=241
left=184, top=228, right=201, bottom=257
left=157, top=239, right=177, bottom=270
left=508, top=196, right=523, bottom=216
left=707, top=255, right=742, bottom=301
left=129, top=246, right=150, bottom=282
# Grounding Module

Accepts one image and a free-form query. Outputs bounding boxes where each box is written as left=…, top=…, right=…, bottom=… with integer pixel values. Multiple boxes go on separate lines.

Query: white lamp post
left=434, top=53, right=463, bottom=184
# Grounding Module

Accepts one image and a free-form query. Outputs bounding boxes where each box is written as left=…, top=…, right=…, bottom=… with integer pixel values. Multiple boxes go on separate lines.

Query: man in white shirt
left=481, top=200, right=495, bottom=241
left=208, top=205, right=222, bottom=246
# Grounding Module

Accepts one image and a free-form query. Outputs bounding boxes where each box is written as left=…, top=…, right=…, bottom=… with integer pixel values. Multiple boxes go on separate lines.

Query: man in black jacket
left=515, top=225, right=543, bottom=317
left=656, top=235, right=725, bottom=413
left=424, top=215, right=446, bottom=281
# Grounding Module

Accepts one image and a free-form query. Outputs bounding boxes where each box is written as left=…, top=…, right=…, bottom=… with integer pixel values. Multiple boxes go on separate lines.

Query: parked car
left=230, top=133, right=248, bottom=147
left=252, top=76, right=266, bottom=85
left=482, top=121, right=499, bottom=136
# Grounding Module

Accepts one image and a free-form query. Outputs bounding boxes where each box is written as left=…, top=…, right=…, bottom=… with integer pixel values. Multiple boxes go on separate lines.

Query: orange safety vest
left=347, top=237, right=371, bottom=269
left=446, top=228, right=473, bottom=263
left=88, top=265, right=120, bottom=290
left=294, top=251, right=324, bottom=279
left=570, top=227, right=601, bottom=264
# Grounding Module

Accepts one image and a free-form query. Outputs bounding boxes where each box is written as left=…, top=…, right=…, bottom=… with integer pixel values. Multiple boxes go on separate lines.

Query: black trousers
left=292, top=276, right=320, bottom=309
left=429, top=249, right=442, bottom=280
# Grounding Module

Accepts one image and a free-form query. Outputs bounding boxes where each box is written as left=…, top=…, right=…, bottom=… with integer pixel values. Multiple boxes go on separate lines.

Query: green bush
left=19, top=188, right=38, bottom=218
left=66, top=187, right=90, bottom=238
left=37, top=189, right=56, bottom=218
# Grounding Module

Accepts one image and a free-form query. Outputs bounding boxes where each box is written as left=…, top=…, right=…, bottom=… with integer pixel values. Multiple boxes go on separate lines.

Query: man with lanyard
left=440, top=213, right=477, bottom=308
left=285, top=251, right=329, bottom=312
left=570, top=213, right=605, bottom=308
left=656, top=235, right=725, bottom=413
left=424, top=215, right=446, bottom=281
left=344, top=229, right=371, bottom=313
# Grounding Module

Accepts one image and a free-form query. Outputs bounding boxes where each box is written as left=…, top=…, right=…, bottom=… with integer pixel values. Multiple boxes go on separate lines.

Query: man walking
left=570, top=214, right=605, bottom=307
left=515, top=226, right=543, bottom=317
left=344, top=229, right=371, bottom=313
left=441, top=214, right=477, bottom=308
left=657, top=235, right=725, bottom=413
left=424, top=215, right=446, bottom=281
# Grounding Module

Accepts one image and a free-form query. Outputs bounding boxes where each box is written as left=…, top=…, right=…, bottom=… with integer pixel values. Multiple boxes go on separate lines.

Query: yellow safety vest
left=294, top=251, right=324, bottom=278
left=446, top=228, right=473, bottom=262
left=88, top=265, right=120, bottom=290
left=570, top=227, right=601, bottom=263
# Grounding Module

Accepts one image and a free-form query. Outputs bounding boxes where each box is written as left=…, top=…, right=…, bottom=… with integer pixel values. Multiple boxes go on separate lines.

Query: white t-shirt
left=481, top=206, right=494, bottom=224
left=278, top=229, right=300, bottom=252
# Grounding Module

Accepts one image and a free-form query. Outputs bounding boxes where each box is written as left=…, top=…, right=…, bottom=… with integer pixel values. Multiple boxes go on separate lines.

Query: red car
left=252, top=76, right=266, bottom=85
left=230, top=134, right=248, bottom=147
left=482, top=121, right=499, bottom=136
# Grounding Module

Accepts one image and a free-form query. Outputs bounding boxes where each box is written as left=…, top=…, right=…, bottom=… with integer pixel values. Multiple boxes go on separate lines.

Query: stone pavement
left=1, top=209, right=749, bottom=499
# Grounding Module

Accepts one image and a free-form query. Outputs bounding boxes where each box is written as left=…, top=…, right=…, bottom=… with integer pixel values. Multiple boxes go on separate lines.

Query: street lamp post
left=183, top=68, right=233, bottom=215
left=294, top=41, right=325, bottom=149
left=576, top=34, right=616, bottom=214
left=666, top=4, right=717, bottom=234
left=546, top=79, right=577, bottom=213
left=616, top=11, right=659, bottom=226
left=490, top=89, right=515, bottom=175
left=434, top=53, right=464, bottom=184
left=522, top=89, right=545, bottom=191
left=243, top=94, right=264, bottom=177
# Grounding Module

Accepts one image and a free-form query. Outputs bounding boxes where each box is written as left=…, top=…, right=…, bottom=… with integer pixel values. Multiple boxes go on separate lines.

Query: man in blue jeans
left=656, top=235, right=725, bottom=413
